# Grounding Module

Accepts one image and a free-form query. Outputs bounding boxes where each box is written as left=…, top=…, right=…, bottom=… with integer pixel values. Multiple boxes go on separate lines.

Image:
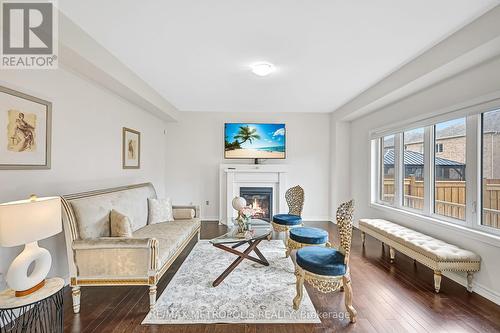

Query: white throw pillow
left=110, top=210, right=133, bottom=237
left=148, top=198, right=174, bottom=224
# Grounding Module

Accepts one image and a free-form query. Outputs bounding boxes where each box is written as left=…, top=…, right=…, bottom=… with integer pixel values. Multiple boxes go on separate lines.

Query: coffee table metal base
left=212, top=239, right=269, bottom=287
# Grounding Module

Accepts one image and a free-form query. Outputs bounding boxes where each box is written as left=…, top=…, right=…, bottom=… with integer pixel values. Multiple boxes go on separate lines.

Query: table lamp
left=0, top=195, right=62, bottom=296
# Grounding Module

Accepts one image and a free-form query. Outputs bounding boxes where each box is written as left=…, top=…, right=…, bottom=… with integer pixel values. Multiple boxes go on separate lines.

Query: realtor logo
left=1, top=0, right=58, bottom=69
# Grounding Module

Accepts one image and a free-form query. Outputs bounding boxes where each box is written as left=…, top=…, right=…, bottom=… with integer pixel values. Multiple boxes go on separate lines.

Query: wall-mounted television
left=224, top=123, right=286, bottom=160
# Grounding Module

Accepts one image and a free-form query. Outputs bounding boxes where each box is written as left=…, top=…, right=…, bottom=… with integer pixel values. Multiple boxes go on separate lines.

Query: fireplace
left=240, top=187, right=273, bottom=222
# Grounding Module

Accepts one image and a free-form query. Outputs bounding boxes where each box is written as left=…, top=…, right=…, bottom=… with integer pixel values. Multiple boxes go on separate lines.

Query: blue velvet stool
left=296, top=246, right=347, bottom=276
left=273, top=214, right=302, bottom=226
left=285, top=227, right=330, bottom=257
left=293, top=200, right=357, bottom=324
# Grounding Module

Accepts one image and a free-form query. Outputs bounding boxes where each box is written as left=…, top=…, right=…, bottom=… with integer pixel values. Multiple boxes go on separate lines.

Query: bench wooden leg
left=434, top=271, right=442, bottom=293
left=361, top=232, right=366, bottom=246
left=467, top=272, right=474, bottom=292
left=389, top=247, right=395, bottom=263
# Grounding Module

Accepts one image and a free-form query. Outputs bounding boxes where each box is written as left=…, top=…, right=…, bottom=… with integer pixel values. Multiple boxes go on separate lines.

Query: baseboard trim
left=301, top=216, right=332, bottom=222
left=201, top=216, right=219, bottom=221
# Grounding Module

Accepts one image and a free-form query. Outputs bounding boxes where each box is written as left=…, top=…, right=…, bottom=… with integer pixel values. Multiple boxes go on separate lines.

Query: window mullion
left=394, top=133, right=403, bottom=208
left=423, top=126, right=433, bottom=215
left=373, top=138, right=381, bottom=204
left=466, top=114, right=479, bottom=228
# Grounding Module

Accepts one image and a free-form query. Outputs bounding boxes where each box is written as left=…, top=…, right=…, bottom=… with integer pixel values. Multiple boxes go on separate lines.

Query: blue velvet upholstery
left=296, top=246, right=346, bottom=276
left=290, top=227, right=328, bottom=244
left=272, top=214, right=302, bottom=226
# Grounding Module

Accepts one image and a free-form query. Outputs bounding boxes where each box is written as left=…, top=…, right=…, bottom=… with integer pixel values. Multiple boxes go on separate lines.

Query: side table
left=0, top=277, right=64, bottom=333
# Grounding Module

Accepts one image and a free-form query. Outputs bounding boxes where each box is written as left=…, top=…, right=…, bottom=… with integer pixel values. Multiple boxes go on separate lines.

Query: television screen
left=224, top=123, right=286, bottom=159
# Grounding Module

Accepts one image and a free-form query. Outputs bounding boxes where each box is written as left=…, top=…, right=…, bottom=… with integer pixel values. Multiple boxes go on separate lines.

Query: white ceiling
left=59, top=0, right=497, bottom=113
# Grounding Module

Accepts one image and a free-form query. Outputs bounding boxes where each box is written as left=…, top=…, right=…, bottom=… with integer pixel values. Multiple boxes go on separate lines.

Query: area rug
left=142, top=240, right=320, bottom=324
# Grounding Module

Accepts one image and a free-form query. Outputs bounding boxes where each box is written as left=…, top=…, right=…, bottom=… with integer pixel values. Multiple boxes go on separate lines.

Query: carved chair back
left=285, top=185, right=304, bottom=216
left=336, top=200, right=355, bottom=264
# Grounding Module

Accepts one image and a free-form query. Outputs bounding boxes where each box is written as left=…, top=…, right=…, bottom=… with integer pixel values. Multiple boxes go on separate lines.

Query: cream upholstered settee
left=61, top=183, right=200, bottom=313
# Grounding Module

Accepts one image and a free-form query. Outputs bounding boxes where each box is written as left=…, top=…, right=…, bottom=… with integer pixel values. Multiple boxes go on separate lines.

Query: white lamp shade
left=0, top=196, right=62, bottom=247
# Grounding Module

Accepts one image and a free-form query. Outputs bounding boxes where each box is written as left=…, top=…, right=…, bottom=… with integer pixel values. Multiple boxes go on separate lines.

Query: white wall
left=348, top=55, right=500, bottom=304
left=0, top=67, right=168, bottom=289
left=329, top=116, right=351, bottom=217
left=164, top=112, right=331, bottom=221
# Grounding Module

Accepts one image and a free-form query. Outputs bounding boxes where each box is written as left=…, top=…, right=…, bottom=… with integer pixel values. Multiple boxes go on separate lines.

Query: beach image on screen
left=225, top=123, right=286, bottom=159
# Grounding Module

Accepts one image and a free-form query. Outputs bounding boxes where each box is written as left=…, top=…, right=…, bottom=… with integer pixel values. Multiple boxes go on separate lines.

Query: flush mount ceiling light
left=250, top=62, right=276, bottom=76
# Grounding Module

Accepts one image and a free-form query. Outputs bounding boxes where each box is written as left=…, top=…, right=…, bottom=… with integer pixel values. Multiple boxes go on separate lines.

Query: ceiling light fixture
left=250, top=62, right=276, bottom=76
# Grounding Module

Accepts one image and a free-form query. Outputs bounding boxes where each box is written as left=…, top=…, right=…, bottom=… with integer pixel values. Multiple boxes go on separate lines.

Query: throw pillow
left=148, top=198, right=174, bottom=224
left=173, top=208, right=195, bottom=220
left=110, top=209, right=133, bottom=237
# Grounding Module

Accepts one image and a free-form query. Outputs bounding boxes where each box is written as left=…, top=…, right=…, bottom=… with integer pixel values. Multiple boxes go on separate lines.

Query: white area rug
left=143, top=240, right=320, bottom=324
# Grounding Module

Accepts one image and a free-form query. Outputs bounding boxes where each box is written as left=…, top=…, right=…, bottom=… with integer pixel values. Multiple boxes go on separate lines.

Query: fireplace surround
left=219, top=164, right=288, bottom=225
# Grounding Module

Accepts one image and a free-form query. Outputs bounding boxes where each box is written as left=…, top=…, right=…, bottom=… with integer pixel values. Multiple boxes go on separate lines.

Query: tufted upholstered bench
left=359, top=218, right=480, bottom=293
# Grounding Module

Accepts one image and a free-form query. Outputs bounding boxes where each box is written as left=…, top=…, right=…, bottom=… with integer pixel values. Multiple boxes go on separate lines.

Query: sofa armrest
left=72, top=237, right=159, bottom=278
left=172, top=205, right=200, bottom=218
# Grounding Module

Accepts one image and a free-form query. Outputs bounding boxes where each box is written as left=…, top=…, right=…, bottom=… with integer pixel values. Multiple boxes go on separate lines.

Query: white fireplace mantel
left=218, top=164, right=288, bottom=225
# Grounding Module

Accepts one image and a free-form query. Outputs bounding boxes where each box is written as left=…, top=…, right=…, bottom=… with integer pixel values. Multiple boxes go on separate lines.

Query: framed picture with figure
left=0, top=86, right=52, bottom=169
left=122, top=127, right=141, bottom=169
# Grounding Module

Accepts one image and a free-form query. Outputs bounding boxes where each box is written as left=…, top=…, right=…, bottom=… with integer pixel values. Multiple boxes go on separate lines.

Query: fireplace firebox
left=239, top=187, right=273, bottom=222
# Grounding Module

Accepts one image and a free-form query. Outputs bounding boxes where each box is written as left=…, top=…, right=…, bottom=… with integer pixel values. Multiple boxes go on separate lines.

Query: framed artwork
left=0, top=86, right=52, bottom=169
left=122, top=127, right=141, bottom=169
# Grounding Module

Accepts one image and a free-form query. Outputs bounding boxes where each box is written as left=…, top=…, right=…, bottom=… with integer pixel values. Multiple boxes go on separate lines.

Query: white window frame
left=401, top=127, right=426, bottom=213
left=378, top=134, right=398, bottom=206
left=429, top=117, right=469, bottom=227
left=477, top=110, right=500, bottom=236
left=370, top=93, right=500, bottom=238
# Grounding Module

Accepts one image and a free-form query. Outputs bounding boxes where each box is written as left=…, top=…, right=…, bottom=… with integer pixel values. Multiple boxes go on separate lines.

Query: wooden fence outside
left=382, top=178, right=500, bottom=229
left=484, top=179, right=500, bottom=229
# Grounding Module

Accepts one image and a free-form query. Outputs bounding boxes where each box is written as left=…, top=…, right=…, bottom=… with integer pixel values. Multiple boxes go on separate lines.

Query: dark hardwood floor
left=63, top=221, right=500, bottom=333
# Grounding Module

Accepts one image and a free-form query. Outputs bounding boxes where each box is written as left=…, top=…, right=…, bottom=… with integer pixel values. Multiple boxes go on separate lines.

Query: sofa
left=61, top=183, right=201, bottom=313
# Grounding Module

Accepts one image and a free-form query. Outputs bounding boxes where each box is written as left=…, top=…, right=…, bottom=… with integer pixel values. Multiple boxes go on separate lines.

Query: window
left=403, top=128, right=424, bottom=210
left=372, top=107, right=500, bottom=237
left=381, top=135, right=395, bottom=204
left=482, top=109, right=500, bottom=230
left=434, top=118, right=466, bottom=221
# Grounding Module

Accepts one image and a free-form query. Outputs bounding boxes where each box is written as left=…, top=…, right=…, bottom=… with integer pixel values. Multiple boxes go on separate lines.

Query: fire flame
left=251, top=198, right=266, bottom=217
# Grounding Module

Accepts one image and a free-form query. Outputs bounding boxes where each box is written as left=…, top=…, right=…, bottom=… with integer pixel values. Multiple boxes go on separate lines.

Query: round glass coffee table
left=210, top=219, right=272, bottom=287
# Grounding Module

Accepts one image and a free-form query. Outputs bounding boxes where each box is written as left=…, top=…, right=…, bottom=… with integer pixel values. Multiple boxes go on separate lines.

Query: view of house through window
left=434, top=118, right=466, bottom=221
left=482, top=109, right=500, bottom=230
left=403, top=128, right=425, bottom=210
left=381, top=135, right=395, bottom=204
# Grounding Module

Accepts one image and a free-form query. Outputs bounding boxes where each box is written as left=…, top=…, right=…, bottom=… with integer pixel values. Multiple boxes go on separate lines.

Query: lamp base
left=15, top=280, right=45, bottom=297
left=6, top=242, right=52, bottom=297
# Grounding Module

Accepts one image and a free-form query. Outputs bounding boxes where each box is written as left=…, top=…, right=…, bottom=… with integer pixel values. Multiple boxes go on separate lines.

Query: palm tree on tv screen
left=234, top=125, right=261, bottom=145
